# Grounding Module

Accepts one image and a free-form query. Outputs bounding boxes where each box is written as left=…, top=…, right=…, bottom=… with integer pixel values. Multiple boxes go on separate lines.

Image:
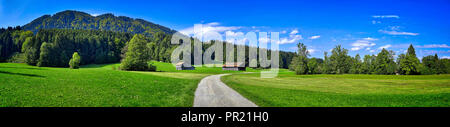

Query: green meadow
left=148, top=61, right=260, bottom=74
left=0, top=62, right=207, bottom=107
left=221, top=71, right=450, bottom=107
left=0, top=61, right=259, bottom=107
left=1, top=61, right=449, bottom=107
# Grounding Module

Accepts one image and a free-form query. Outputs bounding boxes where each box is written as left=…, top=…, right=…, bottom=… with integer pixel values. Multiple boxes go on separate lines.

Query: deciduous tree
left=69, top=52, right=81, bottom=69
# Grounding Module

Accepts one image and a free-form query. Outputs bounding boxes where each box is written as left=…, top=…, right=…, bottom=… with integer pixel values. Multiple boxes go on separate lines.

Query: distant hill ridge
left=23, top=10, right=176, bottom=36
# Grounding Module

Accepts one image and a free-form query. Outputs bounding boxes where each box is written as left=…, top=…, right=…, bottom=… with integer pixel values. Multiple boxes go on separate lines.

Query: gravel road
left=193, top=74, right=258, bottom=107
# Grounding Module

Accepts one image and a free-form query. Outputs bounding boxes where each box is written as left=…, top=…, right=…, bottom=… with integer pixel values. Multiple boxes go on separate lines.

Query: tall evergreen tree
left=398, top=44, right=420, bottom=75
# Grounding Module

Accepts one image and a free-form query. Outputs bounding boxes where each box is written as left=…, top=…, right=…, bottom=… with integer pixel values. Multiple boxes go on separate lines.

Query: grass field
left=0, top=61, right=258, bottom=107
left=148, top=61, right=260, bottom=74
left=2, top=61, right=449, bottom=107
left=0, top=62, right=208, bottom=107
left=221, top=71, right=450, bottom=107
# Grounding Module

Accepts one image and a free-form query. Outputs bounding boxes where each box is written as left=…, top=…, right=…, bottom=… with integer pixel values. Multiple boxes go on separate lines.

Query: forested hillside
left=23, top=10, right=176, bottom=36
left=1, top=27, right=295, bottom=68
left=1, top=10, right=296, bottom=68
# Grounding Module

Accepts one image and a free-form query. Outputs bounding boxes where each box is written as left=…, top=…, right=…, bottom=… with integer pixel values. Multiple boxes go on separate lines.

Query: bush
left=69, top=52, right=81, bottom=69
left=7, top=52, right=26, bottom=63
left=148, top=63, right=157, bottom=71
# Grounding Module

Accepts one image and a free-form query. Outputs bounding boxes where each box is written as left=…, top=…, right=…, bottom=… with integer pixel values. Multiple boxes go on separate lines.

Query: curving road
left=193, top=74, right=258, bottom=107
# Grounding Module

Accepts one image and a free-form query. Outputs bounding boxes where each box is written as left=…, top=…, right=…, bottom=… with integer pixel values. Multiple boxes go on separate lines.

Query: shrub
left=69, top=52, right=81, bottom=69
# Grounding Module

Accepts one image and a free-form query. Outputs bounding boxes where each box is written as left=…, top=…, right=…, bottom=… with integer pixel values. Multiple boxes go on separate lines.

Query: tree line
left=290, top=42, right=450, bottom=75
left=1, top=26, right=295, bottom=69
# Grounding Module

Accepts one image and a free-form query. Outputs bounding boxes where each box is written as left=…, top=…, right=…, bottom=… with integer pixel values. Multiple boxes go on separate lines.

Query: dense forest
left=23, top=10, right=176, bottom=37
left=0, top=26, right=295, bottom=68
left=290, top=42, right=450, bottom=75
left=0, top=10, right=295, bottom=69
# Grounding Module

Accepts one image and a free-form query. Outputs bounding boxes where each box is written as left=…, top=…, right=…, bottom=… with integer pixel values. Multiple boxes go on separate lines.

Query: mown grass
left=0, top=60, right=261, bottom=107
left=149, top=61, right=260, bottom=74
left=221, top=72, right=450, bottom=107
left=0, top=63, right=204, bottom=107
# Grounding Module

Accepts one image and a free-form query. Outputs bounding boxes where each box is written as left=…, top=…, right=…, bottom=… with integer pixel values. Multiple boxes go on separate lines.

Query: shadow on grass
left=0, top=66, right=47, bottom=70
left=0, top=70, right=45, bottom=78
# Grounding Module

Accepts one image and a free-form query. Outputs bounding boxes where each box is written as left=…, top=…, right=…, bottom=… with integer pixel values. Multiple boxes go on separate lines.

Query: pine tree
left=398, top=44, right=420, bottom=75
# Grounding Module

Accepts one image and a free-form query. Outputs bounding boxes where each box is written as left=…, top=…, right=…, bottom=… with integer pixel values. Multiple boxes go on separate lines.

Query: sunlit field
left=222, top=71, right=450, bottom=107
left=0, top=62, right=259, bottom=107
left=0, top=63, right=203, bottom=107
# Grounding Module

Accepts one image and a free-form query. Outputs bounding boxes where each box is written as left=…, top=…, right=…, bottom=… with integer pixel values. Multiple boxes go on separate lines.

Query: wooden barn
left=222, top=62, right=246, bottom=71
left=176, top=62, right=195, bottom=70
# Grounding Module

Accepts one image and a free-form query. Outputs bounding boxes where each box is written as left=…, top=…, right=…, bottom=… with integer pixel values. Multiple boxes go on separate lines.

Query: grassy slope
left=0, top=61, right=259, bottom=107
left=222, top=71, right=450, bottom=107
left=0, top=63, right=204, bottom=107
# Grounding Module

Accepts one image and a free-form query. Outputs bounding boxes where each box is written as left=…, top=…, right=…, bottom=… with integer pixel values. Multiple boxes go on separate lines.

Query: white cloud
left=363, top=37, right=378, bottom=41
left=180, top=22, right=241, bottom=36
left=351, top=47, right=360, bottom=51
left=278, top=35, right=303, bottom=44
left=307, top=49, right=317, bottom=54
left=274, top=29, right=303, bottom=44
left=351, top=37, right=377, bottom=51
left=290, top=29, right=299, bottom=35
left=442, top=56, right=450, bottom=59
left=281, top=30, right=287, bottom=34
left=372, top=15, right=400, bottom=19
left=378, top=44, right=392, bottom=50
left=372, top=20, right=381, bottom=24
left=309, top=35, right=320, bottom=40
left=91, top=13, right=100, bottom=17
left=379, top=30, right=419, bottom=36
left=417, top=44, right=450, bottom=48
left=225, top=31, right=243, bottom=37
left=258, top=37, right=270, bottom=43
left=378, top=26, right=419, bottom=36
left=225, top=31, right=246, bottom=43
left=179, top=22, right=242, bottom=42
left=370, top=50, right=376, bottom=53
left=420, top=50, right=450, bottom=55
left=389, top=26, right=401, bottom=31
left=207, top=22, right=220, bottom=26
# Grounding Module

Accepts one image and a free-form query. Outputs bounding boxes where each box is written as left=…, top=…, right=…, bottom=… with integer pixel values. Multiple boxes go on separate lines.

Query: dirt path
left=193, top=74, right=258, bottom=107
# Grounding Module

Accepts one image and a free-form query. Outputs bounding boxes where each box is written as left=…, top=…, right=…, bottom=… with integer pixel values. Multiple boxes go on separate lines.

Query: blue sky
left=1, top=0, right=449, bottom=59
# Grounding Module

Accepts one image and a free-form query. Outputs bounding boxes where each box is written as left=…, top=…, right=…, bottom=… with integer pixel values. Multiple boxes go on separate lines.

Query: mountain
left=23, top=10, right=176, bottom=36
